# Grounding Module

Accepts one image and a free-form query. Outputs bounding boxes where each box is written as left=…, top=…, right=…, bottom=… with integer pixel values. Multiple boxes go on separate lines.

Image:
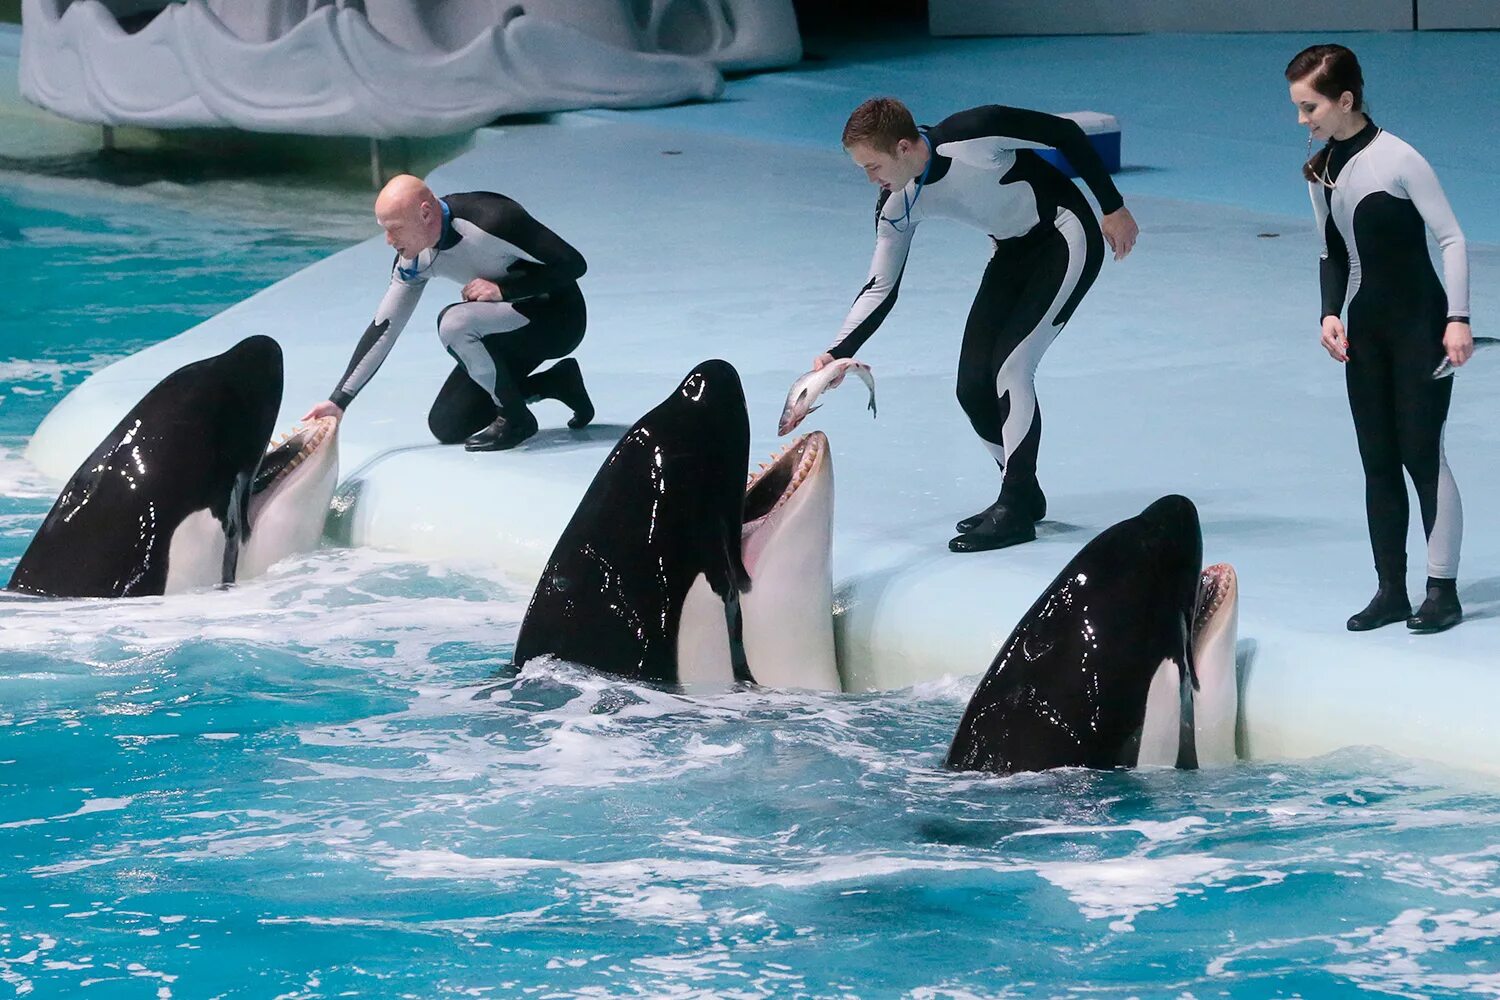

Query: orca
left=945, top=495, right=1240, bottom=774
left=514, top=359, right=751, bottom=684
left=514, top=360, right=841, bottom=690
left=7, top=336, right=339, bottom=598
left=736, top=429, right=838, bottom=690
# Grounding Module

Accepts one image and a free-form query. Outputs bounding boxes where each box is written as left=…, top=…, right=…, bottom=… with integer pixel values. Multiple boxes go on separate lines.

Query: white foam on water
left=1209, top=908, right=1500, bottom=996
left=0, top=356, right=125, bottom=388
left=1008, top=816, right=1209, bottom=843
left=0, top=547, right=528, bottom=673
left=0, top=446, right=60, bottom=499
left=54, top=797, right=132, bottom=819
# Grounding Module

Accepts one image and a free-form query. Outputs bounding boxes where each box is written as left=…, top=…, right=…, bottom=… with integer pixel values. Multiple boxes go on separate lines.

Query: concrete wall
left=930, top=0, right=1499, bottom=35
left=1418, top=0, right=1500, bottom=29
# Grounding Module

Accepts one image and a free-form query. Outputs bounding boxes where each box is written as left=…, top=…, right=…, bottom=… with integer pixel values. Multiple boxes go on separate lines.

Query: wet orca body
left=946, top=495, right=1239, bottom=774
left=8, top=336, right=339, bottom=599
left=514, top=360, right=753, bottom=685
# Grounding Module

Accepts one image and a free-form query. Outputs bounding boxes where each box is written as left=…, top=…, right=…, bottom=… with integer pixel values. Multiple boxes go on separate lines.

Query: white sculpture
left=19, top=0, right=801, bottom=138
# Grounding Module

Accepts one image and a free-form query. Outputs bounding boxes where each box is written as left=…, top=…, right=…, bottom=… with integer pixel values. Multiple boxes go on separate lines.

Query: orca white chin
left=739, top=431, right=839, bottom=691
left=673, top=431, right=840, bottom=691
left=240, top=417, right=339, bottom=580
left=162, top=417, right=339, bottom=594
left=1191, top=563, right=1240, bottom=766
left=163, top=508, right=233, bottom=595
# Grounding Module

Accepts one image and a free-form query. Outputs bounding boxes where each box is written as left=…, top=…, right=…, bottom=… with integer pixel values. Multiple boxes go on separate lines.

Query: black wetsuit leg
left=429, top=283, right=586, bottom=443
left=955, top=208, right=1103, bottom=507
left=1345, top=310, right=1459, bottom=581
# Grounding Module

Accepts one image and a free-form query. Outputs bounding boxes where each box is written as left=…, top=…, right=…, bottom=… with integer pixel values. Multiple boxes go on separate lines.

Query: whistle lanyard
left=396, top=199, right=452, bottom=281
left=885, top=132, right=932, bottom=234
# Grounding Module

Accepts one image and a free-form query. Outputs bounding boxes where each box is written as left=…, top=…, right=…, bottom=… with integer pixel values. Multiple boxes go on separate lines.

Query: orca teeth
left=743, top=432, right=825, bottom=522
left=1193, top=564, right=1237, bottom=634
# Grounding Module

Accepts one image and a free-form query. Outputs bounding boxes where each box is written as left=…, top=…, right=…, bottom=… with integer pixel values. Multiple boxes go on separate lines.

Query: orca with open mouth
left=514, top=359, right=840, bottom=690
left=7, top=336, right=339, bottom=598
left=945, top=495, right=1240, bottom=774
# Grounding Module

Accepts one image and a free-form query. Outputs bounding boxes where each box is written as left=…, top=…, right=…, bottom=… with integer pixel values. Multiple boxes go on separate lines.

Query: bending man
left=818, top=98, right=1138, bottom=551
left=306, top=175, right=592, bottom=451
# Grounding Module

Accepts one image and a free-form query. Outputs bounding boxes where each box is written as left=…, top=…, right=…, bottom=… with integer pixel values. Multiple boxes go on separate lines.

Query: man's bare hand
left=811, top=352, right=846, bottom=387
left=462, top=279, right=503, bottom=302
left=302, top=400, right=345, bottom=422
left=1101, top=206, right=1139, bottom=261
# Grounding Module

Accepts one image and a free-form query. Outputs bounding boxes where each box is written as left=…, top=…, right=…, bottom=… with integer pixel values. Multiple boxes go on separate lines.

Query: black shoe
left=533, top=358, right=594, bottom=430
left=955, top=483, right=1047, bottom=533
left=1346, top=583, right=1411, bottom=632
left=1407, top=581, right=1462, bottom=634
left=464, top=412, right=537, bottom=452
left=955, top=499, right=1001, bottom=535
left=948, top=505, right=1037, bottom=553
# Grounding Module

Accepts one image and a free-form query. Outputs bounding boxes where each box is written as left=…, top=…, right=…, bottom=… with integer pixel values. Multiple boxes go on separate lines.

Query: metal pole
left=370, top=137, right=383, bottom=189
left=101, top=125, right=115, bottom=151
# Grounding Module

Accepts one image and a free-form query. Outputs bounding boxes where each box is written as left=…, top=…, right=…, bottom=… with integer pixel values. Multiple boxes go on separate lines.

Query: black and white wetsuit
left=827, top=105, right=1120, bottom=505
left=1312, top=121, right=1468, bottom=582
left=329, top=191, right=587, bottom=442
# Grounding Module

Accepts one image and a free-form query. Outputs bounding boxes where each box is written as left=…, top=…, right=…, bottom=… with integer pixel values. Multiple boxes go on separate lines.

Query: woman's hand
left=1443, top=319, right=1474, bottom=368
left=1321, top=315, right=1349, bottom=363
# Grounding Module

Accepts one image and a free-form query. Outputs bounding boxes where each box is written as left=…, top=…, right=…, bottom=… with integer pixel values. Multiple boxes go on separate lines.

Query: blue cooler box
left=1034, top=111, right=1120, bottom=177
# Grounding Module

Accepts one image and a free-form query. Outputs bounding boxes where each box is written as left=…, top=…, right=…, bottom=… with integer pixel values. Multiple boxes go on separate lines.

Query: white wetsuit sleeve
left=1399, top=147, right=1469, bottom=319
left=827, top=198, right=916, bottom=359
left=1310, top=179, right=1350, bottom=319
left=329, top=268, right=426, bottom=409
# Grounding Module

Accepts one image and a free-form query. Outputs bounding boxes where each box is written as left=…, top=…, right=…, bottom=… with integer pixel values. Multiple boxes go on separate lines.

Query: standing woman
left=1287, top=44, right=1473, bottom=634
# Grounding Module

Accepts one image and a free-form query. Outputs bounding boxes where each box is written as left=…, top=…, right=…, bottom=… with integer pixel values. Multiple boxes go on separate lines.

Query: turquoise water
left=5, top=180, right=1500, bottom=998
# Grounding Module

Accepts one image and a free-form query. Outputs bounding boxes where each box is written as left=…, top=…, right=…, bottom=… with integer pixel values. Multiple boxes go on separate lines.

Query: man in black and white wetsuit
left=304, top=174, right=592, bottom=451
left=817, top=98, right=1139, bottom=552
left=1311, top=120, right=1470, bottom=631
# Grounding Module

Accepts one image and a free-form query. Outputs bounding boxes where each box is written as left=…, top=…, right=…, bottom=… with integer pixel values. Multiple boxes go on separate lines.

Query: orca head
left=1090, top=493, right=1204, bottom=687
left=236, top=415, right=340, bottom=580
left=742, top=430, right=831, bottom=575
left=515, top=359, right=751, bottom=685
left=8, top=335, right=285, bottom=598
left=1130, top=494, right=1205, bottom=609
left=1190, top=561, right=1241, bottom=766
left=1193, top=563, right=1238, bottom=662
left=944, top=494, right=1210, bottom=774
left=641, top=358, right=751, bottom=596
left=658, top=359, right=750, bottom=466
left=191, top=334, right=286, bottom=536
left=157, top=335, right=286, bottom=593
left=736, top=430, right=839, bottom=690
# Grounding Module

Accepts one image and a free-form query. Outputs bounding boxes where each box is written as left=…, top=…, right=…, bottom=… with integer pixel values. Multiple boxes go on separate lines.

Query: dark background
left=793, top=0, right=928, bottom=33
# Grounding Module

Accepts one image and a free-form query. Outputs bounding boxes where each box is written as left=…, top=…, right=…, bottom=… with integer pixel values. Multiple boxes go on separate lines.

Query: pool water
left=4, top=175, right=1500, bottom=998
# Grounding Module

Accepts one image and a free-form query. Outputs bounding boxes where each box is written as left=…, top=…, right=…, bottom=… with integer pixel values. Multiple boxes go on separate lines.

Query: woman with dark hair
left=1286, top=44, right=1473, bottom=633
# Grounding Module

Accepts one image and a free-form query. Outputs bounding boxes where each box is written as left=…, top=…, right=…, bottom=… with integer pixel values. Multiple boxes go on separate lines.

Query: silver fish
left=778, top=359, right=876, bottom=436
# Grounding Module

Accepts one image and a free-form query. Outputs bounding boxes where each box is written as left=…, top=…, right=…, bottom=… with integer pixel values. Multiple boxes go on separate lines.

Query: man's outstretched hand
left=302, top=400, right=345, bottom=422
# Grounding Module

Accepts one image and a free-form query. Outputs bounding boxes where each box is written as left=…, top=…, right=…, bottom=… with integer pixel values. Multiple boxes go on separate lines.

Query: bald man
left=305, top=175, right=592, bottom=451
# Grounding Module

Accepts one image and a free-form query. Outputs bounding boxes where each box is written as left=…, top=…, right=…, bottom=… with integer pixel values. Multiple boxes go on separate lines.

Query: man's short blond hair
left=842, top=97, right=919, bottom=154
